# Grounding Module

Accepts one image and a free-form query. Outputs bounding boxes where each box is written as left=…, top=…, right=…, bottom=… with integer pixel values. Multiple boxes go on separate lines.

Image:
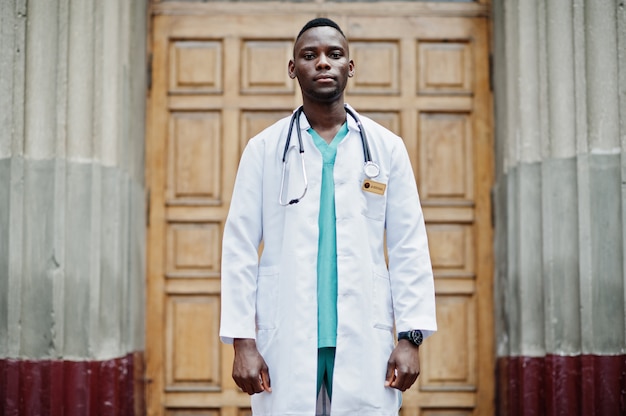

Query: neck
left=301, top=100, right=347, bottom=132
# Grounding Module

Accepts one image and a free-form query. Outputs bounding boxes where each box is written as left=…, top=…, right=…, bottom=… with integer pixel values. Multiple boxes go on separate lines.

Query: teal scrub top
left=309, top=123, right=349, bottom=348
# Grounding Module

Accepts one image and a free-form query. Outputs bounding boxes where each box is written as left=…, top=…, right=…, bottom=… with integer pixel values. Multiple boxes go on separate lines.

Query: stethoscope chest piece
left=364, top=161, right=380, bottom=179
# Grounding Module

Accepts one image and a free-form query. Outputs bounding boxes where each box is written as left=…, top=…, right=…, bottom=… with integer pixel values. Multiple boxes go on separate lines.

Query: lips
left=314, top=74, right=335, bottom=82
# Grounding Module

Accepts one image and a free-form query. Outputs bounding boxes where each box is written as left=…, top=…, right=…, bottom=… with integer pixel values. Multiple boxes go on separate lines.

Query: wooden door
left=146, top=2, right=493, bottom=415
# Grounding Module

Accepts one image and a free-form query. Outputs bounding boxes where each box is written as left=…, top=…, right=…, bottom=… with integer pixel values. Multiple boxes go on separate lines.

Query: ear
left=348, top=59, right=355, bottom=78
left=288, top=59, right=296, bottom=79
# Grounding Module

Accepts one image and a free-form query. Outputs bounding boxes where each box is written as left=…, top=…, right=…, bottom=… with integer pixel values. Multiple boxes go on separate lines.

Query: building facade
left=0, top=0, right=624, bottom=414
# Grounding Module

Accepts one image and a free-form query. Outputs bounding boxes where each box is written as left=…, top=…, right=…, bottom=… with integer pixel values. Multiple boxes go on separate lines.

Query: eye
left=303, top=53, right=316, bottom=60
left=330, top=51, right=342, bottom=59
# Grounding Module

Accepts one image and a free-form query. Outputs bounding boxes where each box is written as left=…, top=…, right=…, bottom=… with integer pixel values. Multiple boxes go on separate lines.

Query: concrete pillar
left=0, top=0, right=148, bottom=414
left=493, top=0, right=626, bottom=414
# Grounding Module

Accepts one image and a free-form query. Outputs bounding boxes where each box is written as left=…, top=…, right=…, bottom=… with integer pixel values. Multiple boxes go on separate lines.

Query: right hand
left=232, top=338, right=272, bottom=395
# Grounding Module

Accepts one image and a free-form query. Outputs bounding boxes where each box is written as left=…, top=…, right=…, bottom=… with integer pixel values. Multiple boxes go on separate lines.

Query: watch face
left=410, top=330, right=423, bottom=345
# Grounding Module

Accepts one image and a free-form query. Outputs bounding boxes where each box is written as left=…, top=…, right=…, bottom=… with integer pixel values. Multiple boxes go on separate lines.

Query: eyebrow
left=298, top=45, right=346, bottom=52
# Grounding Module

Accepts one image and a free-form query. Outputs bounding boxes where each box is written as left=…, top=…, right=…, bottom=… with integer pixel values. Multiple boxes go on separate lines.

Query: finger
left=251, top=374, right=265, bottom=394
left=240, top=378, right=255, bottom=395
left=260, top=368, right=272, bottom=392
left=233, top=374, right=252, bottom=394
left=384, top=364, right=396, bottom=387
left=234, top=378, right=246, bottom=393
left=394, top=374, right=409, bottom=391
left=237, top=379, right=252, bottom=395
left=240, top=373, right=262, bottom=395
left=391, top=369, right=407, bottom=390
left=395, top=370, right=418, bottom=391
left=405, top=373, right=419, bottom=390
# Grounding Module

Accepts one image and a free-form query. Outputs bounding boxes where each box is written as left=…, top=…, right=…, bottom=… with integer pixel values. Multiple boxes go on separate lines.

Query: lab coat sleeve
left=385, top=140, right=437, bottom=339
left=219, top=137, right=264, bottom=344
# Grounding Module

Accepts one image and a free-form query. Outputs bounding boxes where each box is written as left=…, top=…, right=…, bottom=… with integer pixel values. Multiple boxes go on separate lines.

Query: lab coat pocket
left=372, top=270, right=394, bottom=331
left=256, top=266, right=279, bottom=330
left=361, top=183, right=387, bottom=221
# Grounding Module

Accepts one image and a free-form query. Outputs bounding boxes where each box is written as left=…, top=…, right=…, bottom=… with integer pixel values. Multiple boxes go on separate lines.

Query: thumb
left=260, top=367, right=272, bottom=392
left=385, top=360, right=396, bottom=387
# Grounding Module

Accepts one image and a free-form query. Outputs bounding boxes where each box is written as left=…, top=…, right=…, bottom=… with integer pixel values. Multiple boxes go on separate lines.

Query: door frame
left=145, top=2, right=494, bottom=414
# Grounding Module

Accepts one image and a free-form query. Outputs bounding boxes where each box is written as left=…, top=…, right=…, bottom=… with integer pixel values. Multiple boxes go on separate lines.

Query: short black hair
left=296, top=18, right=346, bottom=41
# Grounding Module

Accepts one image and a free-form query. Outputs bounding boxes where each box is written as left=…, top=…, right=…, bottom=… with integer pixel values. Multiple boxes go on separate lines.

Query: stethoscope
left=279, top=104, right=380, bottom=206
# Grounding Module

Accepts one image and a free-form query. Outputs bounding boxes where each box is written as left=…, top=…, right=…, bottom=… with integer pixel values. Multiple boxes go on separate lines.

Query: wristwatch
left=398, top=330, right=423, bottom=347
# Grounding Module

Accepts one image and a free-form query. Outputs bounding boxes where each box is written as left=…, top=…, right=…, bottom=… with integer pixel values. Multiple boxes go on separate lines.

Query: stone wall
left=492, top=0, right=626, bottom=413
left=0, top=1, right=148, bottom=414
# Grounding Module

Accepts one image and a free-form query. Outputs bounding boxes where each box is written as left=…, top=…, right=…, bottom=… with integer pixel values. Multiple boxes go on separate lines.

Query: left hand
left=384, top=339, right=421, bottom=391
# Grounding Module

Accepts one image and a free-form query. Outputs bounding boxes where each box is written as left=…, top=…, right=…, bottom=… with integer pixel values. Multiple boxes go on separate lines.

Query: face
left=288, top=26, right=355, bottom=103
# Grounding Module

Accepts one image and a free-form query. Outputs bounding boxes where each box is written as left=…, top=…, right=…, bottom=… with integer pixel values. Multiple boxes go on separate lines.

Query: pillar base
left=496, top=354, right=626, bottom=415
left=0, top=352, right=145, bottom=416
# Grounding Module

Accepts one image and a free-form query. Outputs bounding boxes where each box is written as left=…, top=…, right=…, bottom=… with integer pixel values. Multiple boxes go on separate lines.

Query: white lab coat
left=220, top=105, right=437, bottom=416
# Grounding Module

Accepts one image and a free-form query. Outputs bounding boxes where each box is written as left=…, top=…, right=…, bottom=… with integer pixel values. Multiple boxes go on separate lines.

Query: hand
left=384, top=339, right=420, bottom=391
left=232, top=338, right=272, bottom=395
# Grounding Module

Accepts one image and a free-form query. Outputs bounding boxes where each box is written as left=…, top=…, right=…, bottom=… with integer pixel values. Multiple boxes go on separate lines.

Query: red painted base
left=497, top=354, right=626, bottom=416
left=0, top=352, right=145, bottom=416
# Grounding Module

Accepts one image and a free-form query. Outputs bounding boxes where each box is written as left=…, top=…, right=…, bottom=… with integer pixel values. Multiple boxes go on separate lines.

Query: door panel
left=147, top=3, right=493, bottom=415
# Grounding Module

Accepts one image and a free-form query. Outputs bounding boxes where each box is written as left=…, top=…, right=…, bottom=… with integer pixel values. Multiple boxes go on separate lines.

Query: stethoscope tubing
left=344, top=105, right=372, bottom=165
left=281, top=105, right=373, bottom=166
left=279, top=105, right=378, bottom=206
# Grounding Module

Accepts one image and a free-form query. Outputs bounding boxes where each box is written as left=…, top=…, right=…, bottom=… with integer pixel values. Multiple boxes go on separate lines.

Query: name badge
left=362, top=179, right=386, bottom=195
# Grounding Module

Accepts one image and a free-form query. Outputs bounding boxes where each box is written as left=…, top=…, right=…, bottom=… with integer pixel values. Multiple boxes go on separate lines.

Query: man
left=220, top=18, right=437, bottom=415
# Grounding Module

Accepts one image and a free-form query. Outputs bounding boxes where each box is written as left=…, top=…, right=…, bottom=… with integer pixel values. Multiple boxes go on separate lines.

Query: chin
left=308, top=89, right=342, bottom=102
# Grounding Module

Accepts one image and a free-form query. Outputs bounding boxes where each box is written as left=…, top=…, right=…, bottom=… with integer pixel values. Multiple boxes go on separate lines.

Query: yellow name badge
left=362, top=179, right=387, bottom=195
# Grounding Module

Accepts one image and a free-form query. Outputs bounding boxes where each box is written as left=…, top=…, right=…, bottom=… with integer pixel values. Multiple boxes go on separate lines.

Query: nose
left=316, top=53, right=331, bottom=70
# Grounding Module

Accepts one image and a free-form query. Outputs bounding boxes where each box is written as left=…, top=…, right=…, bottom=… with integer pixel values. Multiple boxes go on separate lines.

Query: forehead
left=294, top=26, right=348, bottom=52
